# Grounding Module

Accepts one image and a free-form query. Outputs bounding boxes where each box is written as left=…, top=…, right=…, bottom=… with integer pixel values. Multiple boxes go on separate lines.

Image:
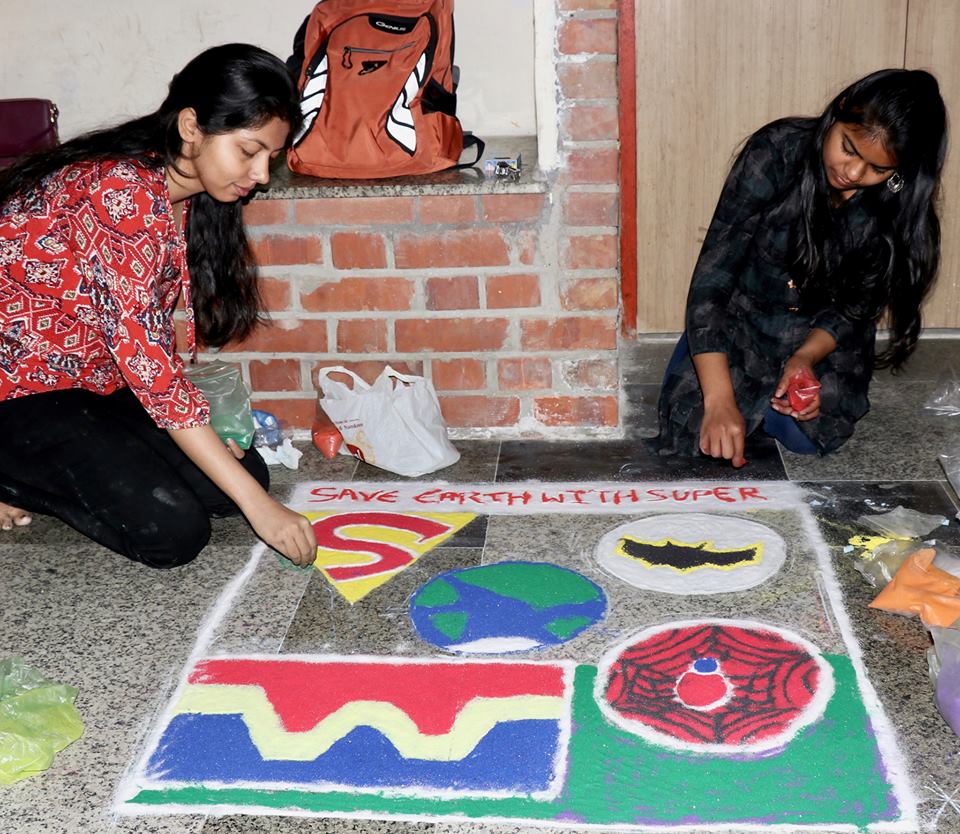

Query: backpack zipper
left=342, top=43, right=414, bottom=69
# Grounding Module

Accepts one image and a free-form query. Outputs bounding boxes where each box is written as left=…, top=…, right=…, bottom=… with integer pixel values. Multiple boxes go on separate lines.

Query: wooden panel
left=635, top=0, right=908, bottom=332
left=905, top=0, right=960, bottom=328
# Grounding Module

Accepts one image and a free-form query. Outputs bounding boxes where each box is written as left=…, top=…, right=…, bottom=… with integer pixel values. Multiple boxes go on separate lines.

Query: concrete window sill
left=257, top=136, right=544, bottom=199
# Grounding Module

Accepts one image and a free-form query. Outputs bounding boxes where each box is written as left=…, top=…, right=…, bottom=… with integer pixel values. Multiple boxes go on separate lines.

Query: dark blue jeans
left=0, top=387, right=269, bottom=567
left=666, top=333, right=817, bottom=455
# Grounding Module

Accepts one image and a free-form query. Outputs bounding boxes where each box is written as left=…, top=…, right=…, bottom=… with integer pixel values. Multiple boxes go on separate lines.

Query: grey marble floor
left=2, top=336, right=960, bottom=833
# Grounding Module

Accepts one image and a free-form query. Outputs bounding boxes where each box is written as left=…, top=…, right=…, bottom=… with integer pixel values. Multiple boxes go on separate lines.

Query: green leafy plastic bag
left=0, top=657, right=84, bottom=785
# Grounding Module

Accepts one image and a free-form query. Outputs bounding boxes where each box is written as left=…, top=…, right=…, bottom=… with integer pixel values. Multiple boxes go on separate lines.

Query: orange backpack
left=286, top=0, right=482, bottom=179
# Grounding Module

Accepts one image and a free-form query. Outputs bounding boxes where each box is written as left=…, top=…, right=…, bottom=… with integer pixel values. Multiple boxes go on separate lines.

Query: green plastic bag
left=0, top=657, right=84, bottom=785
left=183, top=360, right=256, bottom=449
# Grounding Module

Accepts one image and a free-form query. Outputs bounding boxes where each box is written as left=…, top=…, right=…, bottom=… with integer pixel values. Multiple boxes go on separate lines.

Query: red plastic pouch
left=312, top=406, right=343, bottom=460
left=786, top=369, right=821, bottom=412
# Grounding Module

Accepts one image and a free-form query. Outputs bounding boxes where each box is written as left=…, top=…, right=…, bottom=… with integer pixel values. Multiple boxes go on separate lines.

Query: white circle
left=596, top=513, right=786, bottom=594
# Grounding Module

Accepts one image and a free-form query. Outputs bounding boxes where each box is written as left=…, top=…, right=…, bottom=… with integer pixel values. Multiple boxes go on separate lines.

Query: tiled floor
left=3, top=336, right=960, bottom=833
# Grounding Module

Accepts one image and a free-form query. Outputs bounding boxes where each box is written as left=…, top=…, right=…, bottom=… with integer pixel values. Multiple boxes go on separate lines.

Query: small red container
left=786, top=369, right=821, bottom=412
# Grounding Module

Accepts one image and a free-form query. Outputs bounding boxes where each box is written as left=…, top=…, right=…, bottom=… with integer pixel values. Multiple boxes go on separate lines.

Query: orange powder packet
left=869, top=548, right=960, bottom=627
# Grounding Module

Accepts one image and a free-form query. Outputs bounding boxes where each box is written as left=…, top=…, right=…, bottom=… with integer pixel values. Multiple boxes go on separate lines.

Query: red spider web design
left=603, top=623, right=821, bottom=746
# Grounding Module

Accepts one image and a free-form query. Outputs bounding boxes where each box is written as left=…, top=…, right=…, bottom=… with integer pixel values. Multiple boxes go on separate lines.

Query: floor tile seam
left=277, top=576, right=315, bottom=653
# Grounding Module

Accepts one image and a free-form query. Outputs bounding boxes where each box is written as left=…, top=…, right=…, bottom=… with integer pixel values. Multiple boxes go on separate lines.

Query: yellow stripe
left=173, top=684, right=564, bottom=762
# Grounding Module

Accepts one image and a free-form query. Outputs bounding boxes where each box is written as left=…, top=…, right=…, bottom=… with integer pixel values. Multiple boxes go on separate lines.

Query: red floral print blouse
left=0, top=159, right=209, bottom=428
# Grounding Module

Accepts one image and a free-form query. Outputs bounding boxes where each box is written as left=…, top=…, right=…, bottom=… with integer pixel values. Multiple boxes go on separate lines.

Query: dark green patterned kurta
left=655, top=119, right=887, bottom=456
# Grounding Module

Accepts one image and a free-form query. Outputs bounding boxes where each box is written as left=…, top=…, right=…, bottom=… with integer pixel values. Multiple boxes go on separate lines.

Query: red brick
left=558, top=18, right=617, bottom=55
left=563, top=102, right=619, bottom=141
left=521, top=316, right=617, bottom=350
left=557, top=61, right=617, bottom=99
left=243, top=199, right=290, bottom=225
left=517, top=230, right=539, bottom=265
left=258, top=277, right=292, bottom=310
left=426, top=276, right=479, bottom=310
left=251, top=234, right=323, bottom=266
left=560, top=358, right=619, bottom=389
left=534, top=395, right=618, bottom=427
left=227, top=318, right=328, bottom=353
left=497, top=357, right=552, bottom=390
left=337, top=319, right=388, bottom=353
left=480, top=194, right=546, bottom=223
left=249, top=397, right=317, bottom=430
left=438, top=395, right=521, bottom=428
left=563, top=192, right=618, bottom=226
left=394, top=229, right=509, bottom=268
left=396, top=318, right=509, bottom=352
left=249, top=359, right=303, bottom=392
left=301, top=277, right=414, bottom=312
left=486, top=273, right=541, bottom=309
left=294, top=196, right=416, bottom=225
left=420, top=196, right=477, bottom=224
left=431, top=358, right=486, bottom=390
left=561, top=277, right=618, bottom=310
left=562, top=148, right=618, bottom=184
left=562, top=234, right=618, bottom=269
left=330, top=232, right=387, bottom=269
left=312, top=360, right=423, bottom=388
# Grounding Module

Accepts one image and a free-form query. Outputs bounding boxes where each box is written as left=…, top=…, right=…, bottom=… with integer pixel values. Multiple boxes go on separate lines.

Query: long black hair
left=791, top=69, right=947, bottom=368
left=0, top=43, right=302, bottom=346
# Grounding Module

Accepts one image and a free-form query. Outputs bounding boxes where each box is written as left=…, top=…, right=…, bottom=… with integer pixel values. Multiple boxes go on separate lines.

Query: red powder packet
left=312, top=406, right=343, bottom=459
left=786, top=369, right=821, bottom=412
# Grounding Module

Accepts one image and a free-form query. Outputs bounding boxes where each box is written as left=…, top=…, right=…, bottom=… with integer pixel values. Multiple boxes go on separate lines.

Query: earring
left=887, top=172, right=904, bottom=194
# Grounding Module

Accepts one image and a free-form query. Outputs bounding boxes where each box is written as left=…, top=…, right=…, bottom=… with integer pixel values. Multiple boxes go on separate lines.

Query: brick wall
left=215, top=0, right=621, bottom=437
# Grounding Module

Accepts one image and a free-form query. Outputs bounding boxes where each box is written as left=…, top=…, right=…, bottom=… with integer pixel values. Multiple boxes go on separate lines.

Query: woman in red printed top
left=0, top=43, right=317, bottom=568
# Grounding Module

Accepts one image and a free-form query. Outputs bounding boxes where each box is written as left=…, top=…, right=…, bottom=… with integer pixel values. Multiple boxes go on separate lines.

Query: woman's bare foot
left=0, top=501, right=31, bottom=530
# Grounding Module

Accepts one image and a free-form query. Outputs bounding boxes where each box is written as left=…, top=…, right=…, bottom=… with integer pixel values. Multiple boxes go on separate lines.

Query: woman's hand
left=691, top=351, right=747, bottom=468
left=247, top=497, right=318, bottom=566
left=771, top=356, right=821, bottom=421
left=167, top=425, right=317, bottom=565
left=700, top=398, right=748, bottom=468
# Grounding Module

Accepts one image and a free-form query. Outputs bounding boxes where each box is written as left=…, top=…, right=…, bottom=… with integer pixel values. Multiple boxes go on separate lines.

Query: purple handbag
left=0, top=98, right=59, bottom=167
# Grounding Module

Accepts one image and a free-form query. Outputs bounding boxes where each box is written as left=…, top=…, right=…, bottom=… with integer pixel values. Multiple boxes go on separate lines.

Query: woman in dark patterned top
left=0, top=44, right=318, bottom=567
left=655, top=69, right=947, bottom=466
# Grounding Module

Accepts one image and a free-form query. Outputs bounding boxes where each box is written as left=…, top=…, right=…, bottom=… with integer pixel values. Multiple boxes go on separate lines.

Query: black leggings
left=0, top=388, right=268, bottom=568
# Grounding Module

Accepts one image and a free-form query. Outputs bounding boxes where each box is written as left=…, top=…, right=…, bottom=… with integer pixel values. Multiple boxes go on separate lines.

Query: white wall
left=0, top=1, right=536, bottom=140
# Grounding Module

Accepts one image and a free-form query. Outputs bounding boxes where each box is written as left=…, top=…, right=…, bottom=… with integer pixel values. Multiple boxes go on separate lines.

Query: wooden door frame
left=618, top=0, right=638, bottom=336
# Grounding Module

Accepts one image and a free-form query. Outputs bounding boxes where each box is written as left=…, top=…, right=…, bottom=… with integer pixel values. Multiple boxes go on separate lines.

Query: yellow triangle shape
left=303, top=511, right=477, bottom=604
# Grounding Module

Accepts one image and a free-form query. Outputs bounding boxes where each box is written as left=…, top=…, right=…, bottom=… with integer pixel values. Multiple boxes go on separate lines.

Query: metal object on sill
left=484, top=154, right=522, bottom=182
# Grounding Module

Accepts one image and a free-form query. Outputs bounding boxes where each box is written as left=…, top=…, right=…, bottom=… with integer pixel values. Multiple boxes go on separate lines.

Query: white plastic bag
left=317, top=366, right=460, bottom=477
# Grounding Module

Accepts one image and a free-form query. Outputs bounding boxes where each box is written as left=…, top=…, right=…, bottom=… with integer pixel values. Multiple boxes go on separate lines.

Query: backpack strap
left=453, top=134, right=485, bottom=170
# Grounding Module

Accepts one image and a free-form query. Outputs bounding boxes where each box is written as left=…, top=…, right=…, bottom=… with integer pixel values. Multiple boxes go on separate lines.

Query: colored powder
left=413, top=578, right=460, bottom=608
left=457, top=563, right=600, bottom=611
left=429, top=612, right=469, bottom=641
left=130, top=660, right=898, bottom=828
left=545, top=616, right=593, bottom=639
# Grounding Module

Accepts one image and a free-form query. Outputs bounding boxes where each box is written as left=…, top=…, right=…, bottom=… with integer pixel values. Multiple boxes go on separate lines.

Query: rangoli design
left=597, top=512, right=787, bottom=594
left=596, top=619, right=834, bottom=754
left=120, top=481, right=913, bottom=831
left=304, top=510, right=476, bottom=603
left=143, top=657, right=572, bottom=799
left=409, top=561, right=607, bottom=653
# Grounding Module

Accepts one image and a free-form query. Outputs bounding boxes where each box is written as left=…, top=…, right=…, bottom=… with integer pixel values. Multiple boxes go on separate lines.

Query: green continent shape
left=545, top=615, right=592, bottom=639
left=429, top=612, right=468, bottom=641
left=457, top=563, right=599, bottom=611
left=412, top=578, right=459, bottom=608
